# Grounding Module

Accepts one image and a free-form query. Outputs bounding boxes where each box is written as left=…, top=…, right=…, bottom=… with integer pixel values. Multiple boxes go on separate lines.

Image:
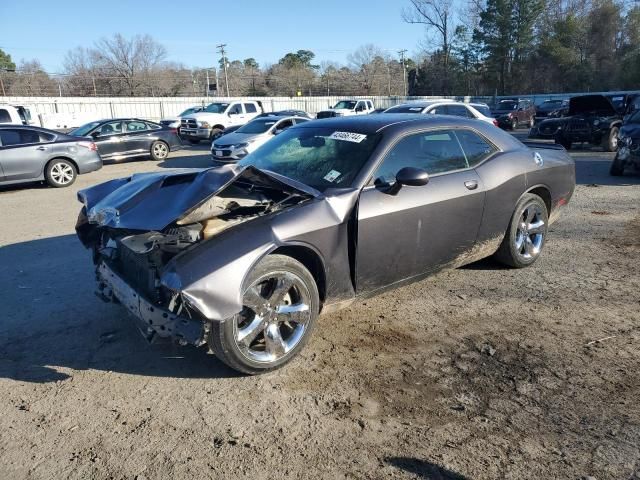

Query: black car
left=256, top=110, right=312, bottom=119
left=610, top=108, right=640, bottom=175
left=69, top=118, right=182, bottom=162
left=534, top=99, right=569, bottom=123
left=532, top=95, right=623, bottom=151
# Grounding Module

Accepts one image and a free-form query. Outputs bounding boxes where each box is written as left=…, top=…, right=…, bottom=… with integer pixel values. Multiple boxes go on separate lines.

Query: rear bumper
left=78, top=155, right=103, bottom=174
left=96, top=262, right=205, bottom=345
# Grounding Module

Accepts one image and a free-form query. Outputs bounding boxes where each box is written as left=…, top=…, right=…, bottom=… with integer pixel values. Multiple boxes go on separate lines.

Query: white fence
left=1, top=95, right=486, bottom=128
left=2, top=90, right=637, bottom=129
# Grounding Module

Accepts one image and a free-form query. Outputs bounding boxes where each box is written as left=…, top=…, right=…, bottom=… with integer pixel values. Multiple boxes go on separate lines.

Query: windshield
left=238, top=127, right=381, bottom=191
left=203, top=103, right=229, bottom=114
left=385, top=105, right=426, bottom=113
left=473, top=105, right=491, bottom=116
left=179, top=107, right=200, bottom=116
left=237, top=118, right=278, bottom=134
left=70, top=121, right=101, bottom=136
left=333, top=101, right=357, bottom=110
left=496, top=100, right=517, bottom=111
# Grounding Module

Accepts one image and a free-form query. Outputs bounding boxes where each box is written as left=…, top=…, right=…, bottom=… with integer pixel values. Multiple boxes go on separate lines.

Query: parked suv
left=316, top=99, right=375, bottom=119
left=535, top=95, right=624, bottom=152
left=491, top=98, right=536, bottom=130
left=180, top=101, right=263, bottom=143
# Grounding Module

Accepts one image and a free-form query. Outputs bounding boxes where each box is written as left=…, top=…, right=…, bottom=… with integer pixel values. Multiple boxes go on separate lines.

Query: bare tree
left=403, top=0, right=456, bottom=94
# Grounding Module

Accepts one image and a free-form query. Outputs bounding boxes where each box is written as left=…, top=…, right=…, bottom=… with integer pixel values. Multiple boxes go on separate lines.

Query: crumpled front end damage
left=76, top=165, right=316, bottom=346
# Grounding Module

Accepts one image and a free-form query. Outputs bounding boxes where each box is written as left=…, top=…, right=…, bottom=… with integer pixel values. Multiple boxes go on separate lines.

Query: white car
left=0, top=104, right=33, bottom=125
left=180, top=100, right=263, bottom=143
left=384, top=100, right=498, bottom=126
left=211, top=115, right=310, bottom=162
left=159, top=106, right=204, bottom=131
left=316, top=99, right=375, bottom=119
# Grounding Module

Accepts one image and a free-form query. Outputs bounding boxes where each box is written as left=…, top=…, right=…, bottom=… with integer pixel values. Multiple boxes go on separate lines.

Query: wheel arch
left=270, top=244, right=327, bottom=308
left=525, top=184, right=552, bottom=215
left=44, top=156, right=78, bottom=176
left=213, top=124, right=225, bottom=131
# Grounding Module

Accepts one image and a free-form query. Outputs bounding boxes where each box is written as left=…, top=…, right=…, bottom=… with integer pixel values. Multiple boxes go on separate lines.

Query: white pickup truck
left=0, top=104, right=37, bottom=125
left=315, top=99, right=375, bottom=119
left=180, top=100, right=263, bottom=143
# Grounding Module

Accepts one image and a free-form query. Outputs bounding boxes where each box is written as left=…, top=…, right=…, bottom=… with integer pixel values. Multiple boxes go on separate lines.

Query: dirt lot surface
left=1, top=136, right=639, bottom=480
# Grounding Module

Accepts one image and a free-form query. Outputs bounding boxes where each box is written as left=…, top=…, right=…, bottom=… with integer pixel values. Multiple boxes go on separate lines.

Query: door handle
left=36, top=146, right=47, bottom=151
left=464, top=180, right=478, bottom=190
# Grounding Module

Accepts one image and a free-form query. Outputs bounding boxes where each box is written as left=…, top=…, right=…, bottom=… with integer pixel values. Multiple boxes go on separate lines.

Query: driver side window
left=372, top=129, right=469, bottom=184
left=94, top=121, right=122, bottom=137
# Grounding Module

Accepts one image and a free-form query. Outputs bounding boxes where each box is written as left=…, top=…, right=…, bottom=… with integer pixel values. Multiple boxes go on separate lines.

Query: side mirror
left=90, top=131, right=100, bottom=138
left=273, top=129, right=281, bottom=135
left=388, top=167, right=429, bottom=194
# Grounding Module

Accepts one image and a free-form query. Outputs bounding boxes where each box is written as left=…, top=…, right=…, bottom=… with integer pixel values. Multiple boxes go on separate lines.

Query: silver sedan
left=0, top=125, right=102, bottom=188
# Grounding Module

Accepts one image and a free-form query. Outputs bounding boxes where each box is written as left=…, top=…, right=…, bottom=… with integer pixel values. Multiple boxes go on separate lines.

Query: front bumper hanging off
left=96, top=262, right=206, bottom=346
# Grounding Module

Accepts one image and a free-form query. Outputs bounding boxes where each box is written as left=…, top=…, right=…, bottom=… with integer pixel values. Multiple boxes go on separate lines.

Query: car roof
left=389, top=100, right=458, bottom=108
left=297, top=113, right=476, bottom=134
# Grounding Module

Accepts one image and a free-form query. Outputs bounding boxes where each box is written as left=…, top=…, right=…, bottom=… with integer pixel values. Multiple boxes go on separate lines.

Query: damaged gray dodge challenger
left=76, top=115, right=575, bottom=374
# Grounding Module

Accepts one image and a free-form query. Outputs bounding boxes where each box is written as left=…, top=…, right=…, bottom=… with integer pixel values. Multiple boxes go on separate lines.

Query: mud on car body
left=76, top=115, right=575, bottom=374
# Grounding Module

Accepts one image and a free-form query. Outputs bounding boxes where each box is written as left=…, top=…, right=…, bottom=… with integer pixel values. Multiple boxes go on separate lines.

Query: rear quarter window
left=244, top=103, right=257, bottom=113
left=454, top=129, right=497, bottom=167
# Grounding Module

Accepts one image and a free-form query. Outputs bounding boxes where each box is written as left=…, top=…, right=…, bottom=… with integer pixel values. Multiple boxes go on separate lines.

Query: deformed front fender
left=160, top=215, right=278, bottom=322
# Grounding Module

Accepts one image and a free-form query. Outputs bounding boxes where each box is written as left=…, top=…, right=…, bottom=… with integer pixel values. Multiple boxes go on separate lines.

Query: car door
left=0, top=128, right=53, bottom=181
left=356, top=128, right=486, bottom=294
left=243, top=103, right=259, bottom=121
left=90, top=121, right=124, bottom=159
left=228, top=103, right=245, bottom=124
left=123, top=120, right=153, bottom=155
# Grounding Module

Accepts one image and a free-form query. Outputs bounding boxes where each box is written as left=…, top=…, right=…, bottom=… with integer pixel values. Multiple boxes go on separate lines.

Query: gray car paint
left=0, top=126, right=102, bottom=186
left=78, top=115, right=575, bottom=336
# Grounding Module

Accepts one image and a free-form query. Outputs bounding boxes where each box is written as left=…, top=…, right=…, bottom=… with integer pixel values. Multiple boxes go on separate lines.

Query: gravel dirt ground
left=0, top=134, right=639, bottom=480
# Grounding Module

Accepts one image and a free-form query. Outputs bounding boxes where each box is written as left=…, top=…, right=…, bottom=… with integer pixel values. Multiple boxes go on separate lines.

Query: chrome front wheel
left=209, top=254, right=319, bottom=374
left=235, top=271, right=312, bottom=364
left=45, top=159, right=77, bottom=188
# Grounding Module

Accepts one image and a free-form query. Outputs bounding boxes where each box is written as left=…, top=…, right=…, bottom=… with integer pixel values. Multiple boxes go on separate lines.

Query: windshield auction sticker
left=329, top=131, right=367, bottom=143
left=323, top=170, right=341, bottom=182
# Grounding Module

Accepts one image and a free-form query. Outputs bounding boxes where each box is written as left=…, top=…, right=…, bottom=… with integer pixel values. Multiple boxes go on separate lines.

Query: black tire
left=187, top=138, right=200, bottom=144
left=150, top=140, right=170, bottom=161
left=209, top=127, right=223, bottom=140
left=609, top=154, right=625, bottom=176
left=45, top=158, right=77, bottom=188
left=494, top=193, right=549, bottom=268
left=555, top=135, right=571, bottom=150
left=209, top=254, right=320, bottom=375
left=602, top=126, right=619, bottom=152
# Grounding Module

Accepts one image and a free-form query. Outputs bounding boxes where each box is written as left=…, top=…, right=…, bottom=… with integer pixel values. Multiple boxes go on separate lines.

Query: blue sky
left=0, top=0, right=425, bottom=73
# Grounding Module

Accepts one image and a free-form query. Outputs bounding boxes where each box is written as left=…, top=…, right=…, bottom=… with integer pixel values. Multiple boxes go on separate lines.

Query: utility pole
left=398, top=49, right=408, bottom=97
left=216, top=44, right=230, bottom=97
left=205, top=69, right=210, bottom=99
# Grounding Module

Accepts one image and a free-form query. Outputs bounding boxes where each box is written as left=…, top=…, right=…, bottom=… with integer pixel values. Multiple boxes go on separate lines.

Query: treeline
left=0, top=0, right=638, bottom=98
left=408, top=0, right=639, bottom=95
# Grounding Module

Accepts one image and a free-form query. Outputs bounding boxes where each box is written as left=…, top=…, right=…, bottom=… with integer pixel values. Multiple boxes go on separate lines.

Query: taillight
left=77, top=141, right=97, bottom=151
left=170, top=128, right=178, bottom=134
left=493, top=119, right=499, bottom=127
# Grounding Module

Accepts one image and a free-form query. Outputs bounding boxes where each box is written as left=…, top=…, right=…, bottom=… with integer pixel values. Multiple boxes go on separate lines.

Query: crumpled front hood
left=77, top=165, right=319, bottom=231
left=569, top=95, right=617, bottom=116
